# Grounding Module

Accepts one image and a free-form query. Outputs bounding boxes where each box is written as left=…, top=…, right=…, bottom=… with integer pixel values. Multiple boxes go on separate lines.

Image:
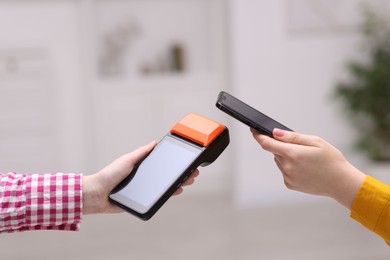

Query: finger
left=105, top=141, right=157, bottom=187
left=181, top=169, right=199, bottom=186
left=251, top=129, right=291, bottom=156
left=273, top=129, right=320, bottom=147
left=181, top=176, right=195, bottom=186
left=274, top=156, right=286, bottom=175
left=173, top=187, right=184, bottom=196
left=251, top=127, right=270, bottom=145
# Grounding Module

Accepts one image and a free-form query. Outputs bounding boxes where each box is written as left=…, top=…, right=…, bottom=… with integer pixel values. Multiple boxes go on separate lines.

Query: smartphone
left=216, top=91, right=292, bottom=137
left=109, top=113, right=229, bottom=220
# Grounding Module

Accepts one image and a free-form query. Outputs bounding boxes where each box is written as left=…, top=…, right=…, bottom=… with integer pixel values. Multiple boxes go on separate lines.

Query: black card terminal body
left=216, top=91, right=292, bottom=137
left=109, top=113, right=230, bottom=220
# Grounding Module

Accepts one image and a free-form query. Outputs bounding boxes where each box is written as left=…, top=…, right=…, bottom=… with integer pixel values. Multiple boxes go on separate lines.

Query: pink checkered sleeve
left=0, top=172, right=82, bottom=233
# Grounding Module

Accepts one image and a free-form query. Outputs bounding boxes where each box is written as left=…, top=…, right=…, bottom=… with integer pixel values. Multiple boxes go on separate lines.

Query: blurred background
left=1, top=0, right=390, bottom=259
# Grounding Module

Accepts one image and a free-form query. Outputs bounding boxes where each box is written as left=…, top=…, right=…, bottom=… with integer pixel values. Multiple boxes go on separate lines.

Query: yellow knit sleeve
left=350, top=176, right=390, bottom=244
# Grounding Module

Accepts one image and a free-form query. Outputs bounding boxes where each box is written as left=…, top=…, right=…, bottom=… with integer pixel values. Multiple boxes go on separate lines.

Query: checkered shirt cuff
left=0, top=172, right=83, bottom=233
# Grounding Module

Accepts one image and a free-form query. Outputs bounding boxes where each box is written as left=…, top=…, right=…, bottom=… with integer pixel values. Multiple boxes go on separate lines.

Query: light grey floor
left=1, top=193, right=390, bottom=260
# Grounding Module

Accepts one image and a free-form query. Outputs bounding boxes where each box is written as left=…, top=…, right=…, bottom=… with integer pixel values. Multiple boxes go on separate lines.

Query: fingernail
left=273, top=128, right=285, bottom=137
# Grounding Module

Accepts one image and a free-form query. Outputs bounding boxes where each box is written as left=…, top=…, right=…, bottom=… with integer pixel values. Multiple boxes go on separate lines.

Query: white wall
left=0, top=0, right=230, bottom=194
left=0, top=1, right=86, bottom=173
left=228, top=0, right=370, bottom=206
left=3, top=0, right=385, bottom=203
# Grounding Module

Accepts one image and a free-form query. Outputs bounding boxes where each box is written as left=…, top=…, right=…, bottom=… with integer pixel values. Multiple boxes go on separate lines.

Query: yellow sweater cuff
left=351, top=175, right=390, bottom=244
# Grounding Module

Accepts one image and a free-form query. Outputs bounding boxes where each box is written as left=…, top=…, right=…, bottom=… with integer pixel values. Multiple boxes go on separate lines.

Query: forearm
left=351, top=176, right=390, bottom=244
left=0, top=172, right=82, bottom=233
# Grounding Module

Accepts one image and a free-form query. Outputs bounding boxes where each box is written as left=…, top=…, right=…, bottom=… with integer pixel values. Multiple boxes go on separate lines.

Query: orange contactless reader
left=109, top=113, right=229, bottom=220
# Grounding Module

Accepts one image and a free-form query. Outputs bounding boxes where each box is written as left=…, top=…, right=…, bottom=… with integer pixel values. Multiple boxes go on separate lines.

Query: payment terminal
left=109, top=113, right=230, bottom=220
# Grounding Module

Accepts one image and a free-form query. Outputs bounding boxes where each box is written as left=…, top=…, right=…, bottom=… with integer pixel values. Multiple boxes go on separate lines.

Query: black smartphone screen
left=216, top=91, right=292, bottom=136
left=109, top=135, right=203, bottom=214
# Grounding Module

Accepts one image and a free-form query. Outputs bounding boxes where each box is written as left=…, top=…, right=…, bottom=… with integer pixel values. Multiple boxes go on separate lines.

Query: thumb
left=101, top=141, right=157, bottom=189
left=125, top=140, right=157, bottom=166
left=272, top=129, right=319, bottom=147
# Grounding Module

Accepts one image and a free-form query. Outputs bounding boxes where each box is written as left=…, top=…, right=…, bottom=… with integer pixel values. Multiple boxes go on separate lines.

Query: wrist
left=82, top=174, right=124, bottom=214
left=82, top=175, right=103, bottom=215
left=331, top=164, right=366, bottom=209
